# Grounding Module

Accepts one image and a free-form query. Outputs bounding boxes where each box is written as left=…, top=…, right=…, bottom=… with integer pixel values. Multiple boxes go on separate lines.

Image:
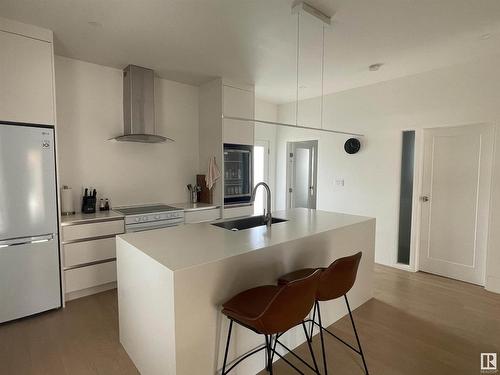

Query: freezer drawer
left=0, top=236, right=61, bottom=323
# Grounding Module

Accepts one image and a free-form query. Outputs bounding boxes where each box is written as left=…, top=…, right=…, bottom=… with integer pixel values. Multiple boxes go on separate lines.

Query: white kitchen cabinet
left=184, top=208, right=221, bottom=224
left=62, top=220, right=124, bottom=242
left=223, top=118, right=254, bottom=146
left=65, top=261, right=117, bottom=294
left=223, top=205, right=254, bottom=219
left=63, top=237, right=116, bottom=268
left=199, top=79, right=255, bottom=212
left=223, top=85, right=254, bottom=119
left=61, top=217, right=124, bottom=301
left=0, top=28, right=55, bottom=125
left=222, top=84, right=255, bottom=145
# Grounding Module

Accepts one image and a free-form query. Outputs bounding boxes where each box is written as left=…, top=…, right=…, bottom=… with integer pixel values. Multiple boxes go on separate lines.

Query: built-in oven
left=223, top=144, right=253, bottom=205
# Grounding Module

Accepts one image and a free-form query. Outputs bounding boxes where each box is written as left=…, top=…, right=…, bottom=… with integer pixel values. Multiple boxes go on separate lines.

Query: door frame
left=403, top=123, right=495, bottom=283
left=286, top=140, right=318, bottom=209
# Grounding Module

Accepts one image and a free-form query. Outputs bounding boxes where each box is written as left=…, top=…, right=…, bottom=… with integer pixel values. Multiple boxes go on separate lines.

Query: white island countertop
left=118, top=208, right=372, bottom=272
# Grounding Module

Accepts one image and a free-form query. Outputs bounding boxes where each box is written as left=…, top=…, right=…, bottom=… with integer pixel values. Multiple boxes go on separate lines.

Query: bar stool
left=221, top=270, right=322, bottom=374
left=278, top=252, right=369, bottom=375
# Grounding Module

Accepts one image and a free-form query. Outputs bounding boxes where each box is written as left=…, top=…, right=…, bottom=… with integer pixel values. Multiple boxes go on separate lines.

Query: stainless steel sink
left=211, top=215, right=288, bottom=231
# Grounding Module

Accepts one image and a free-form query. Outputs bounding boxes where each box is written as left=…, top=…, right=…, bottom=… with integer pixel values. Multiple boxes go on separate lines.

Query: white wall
left=255, top=98, right=278, bottom=210
left=55, top=56, right=199, bottom=209
left=276, top=54, right=500, bottom=292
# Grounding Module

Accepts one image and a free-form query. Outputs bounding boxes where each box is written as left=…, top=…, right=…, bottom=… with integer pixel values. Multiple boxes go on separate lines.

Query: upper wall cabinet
left=0, top=20, right=55, bottom=125
left=199, top=79, right=255, bottom=212
left=222, top=84, right=254, bottom=145
left=223, top=85, right=254, bottom=119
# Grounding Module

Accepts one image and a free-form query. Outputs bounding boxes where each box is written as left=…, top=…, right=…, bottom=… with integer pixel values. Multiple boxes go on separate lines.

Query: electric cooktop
left=114, top=204, right=181, bottom=216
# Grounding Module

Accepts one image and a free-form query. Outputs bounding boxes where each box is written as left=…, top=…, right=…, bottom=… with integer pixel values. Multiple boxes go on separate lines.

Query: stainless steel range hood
left=112, top=65, right=173, bottom=143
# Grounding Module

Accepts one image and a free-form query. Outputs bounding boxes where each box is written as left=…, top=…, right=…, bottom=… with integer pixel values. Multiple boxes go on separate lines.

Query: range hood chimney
left=112, top=65, right=173, bottom=143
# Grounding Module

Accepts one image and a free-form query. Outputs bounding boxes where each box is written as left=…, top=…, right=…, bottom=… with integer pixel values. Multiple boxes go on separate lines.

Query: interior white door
left=286, top=140, right=318, bottom=209
left=419, top=124, right=494, bottom=285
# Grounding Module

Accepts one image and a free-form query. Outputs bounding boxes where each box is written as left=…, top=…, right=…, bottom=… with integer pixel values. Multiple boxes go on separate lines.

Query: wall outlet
left=335, top=178, right=345, bottom=187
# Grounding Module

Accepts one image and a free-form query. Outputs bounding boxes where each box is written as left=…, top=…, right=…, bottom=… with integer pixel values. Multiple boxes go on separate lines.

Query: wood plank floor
left=0, top=265, right=499, bottom=374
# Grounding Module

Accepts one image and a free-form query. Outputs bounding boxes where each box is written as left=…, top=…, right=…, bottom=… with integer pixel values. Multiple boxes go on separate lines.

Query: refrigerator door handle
left=0, top=234, right=55, bottom=247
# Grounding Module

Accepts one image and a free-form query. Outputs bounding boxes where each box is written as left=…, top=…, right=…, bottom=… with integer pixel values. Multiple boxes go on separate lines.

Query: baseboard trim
left=486, top=276, right=500, bottom=294
left=65, top=282, right=117, bottom=302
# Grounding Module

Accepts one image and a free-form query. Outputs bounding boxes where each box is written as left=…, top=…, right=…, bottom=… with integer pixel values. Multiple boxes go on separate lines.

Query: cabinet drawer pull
left=64, top=257, right=116, bottom=271
left=62, top=233, right=120, bottom=245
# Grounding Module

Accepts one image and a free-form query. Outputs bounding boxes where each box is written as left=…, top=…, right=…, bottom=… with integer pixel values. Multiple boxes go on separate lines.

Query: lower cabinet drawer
left=64, top=261, right=117, bottom=293
left=64, top=237, right=116, bottom=268
left=184, top=208, right=221, bottom=224
left=62, top=219, right=124, bottom=242
left=224, top=205, right=253, bottom=219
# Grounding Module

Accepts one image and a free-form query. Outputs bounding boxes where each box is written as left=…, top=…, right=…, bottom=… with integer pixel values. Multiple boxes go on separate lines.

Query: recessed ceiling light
left=87, top=21, right=102, bottom=27
left=369, top=63, right=384, bottom=72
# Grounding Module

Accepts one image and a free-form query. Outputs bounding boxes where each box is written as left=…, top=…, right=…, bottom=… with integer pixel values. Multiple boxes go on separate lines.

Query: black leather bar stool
left=221, top=270, right=322, bottom=374
left=278, top=252, right=369, bottom=375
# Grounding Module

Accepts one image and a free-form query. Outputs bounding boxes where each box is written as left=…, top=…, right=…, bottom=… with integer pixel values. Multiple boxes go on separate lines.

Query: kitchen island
left=116, top=208, right=375, bottom=375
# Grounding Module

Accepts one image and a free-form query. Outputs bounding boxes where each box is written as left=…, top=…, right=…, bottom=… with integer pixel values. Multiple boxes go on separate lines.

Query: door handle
left=0, top=234, right=54, bottom=247
left=421, top=196, right=430, bottom=202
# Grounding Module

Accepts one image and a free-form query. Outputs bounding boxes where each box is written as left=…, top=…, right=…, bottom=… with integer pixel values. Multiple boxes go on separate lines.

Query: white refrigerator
left=0, top=123, right=61, bottom=323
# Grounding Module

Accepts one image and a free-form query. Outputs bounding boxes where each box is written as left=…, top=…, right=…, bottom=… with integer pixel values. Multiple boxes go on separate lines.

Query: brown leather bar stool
left=278, top=252, right=369, bottom=375
left=221, top=270, right=322, bottom=374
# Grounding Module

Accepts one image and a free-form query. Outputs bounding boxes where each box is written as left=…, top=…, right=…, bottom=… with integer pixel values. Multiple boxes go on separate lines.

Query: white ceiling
left=2, top=0, right=500, bottom=103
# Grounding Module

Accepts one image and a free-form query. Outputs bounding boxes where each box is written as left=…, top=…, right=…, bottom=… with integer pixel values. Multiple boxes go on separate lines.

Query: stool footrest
left=222, top=343, right=266, bottom=375
left=306, top=318, right=362, bottom=355
left=275, top=338, right=319, bottom=373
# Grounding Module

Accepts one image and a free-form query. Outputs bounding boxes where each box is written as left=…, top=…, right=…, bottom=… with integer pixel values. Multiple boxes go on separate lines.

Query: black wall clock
left=344, top=138, right=361, bottom=154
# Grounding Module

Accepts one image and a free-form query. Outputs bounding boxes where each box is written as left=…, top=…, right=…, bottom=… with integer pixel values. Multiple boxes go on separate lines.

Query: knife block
left=81, top=196, right=96, bottom=214
left=197, top=174, right=212, bottom=204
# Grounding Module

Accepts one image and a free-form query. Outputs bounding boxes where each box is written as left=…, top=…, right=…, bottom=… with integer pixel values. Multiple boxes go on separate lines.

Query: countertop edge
left=118, top=210, right=375, bottom=273
left=173, top=217, right=376, bottom=273
left=60, top=211, right=124, bottom=226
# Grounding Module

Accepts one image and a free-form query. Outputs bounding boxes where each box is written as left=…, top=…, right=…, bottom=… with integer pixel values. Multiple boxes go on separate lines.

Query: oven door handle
left=125, top=219, right=184, bottom=233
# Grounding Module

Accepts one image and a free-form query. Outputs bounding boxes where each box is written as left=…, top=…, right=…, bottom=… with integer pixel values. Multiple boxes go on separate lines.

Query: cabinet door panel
left=224, top=205, right=253, bottom=219
left=223, top=85, right=254, bottom=119
left=223, top=119, right=254, bottom=145
left=0, top=31, right=54, bottom=125
left=64, top=238, right=116, bottom=268
left=64, top=261, right=116, bottom=293
left=184, top=209, right=221, bottom=224
left=62, top=220, right=124, bottom=242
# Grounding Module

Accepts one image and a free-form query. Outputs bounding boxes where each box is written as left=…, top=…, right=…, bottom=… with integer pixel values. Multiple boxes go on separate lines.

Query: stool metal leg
left=316, top=301, right=329, bottom=375
left=308, top=302, right=317, bottom=342
left=344, top=295, right=369, bottom=375
left=265, top=334, right=274, bottom=374
left=302, top=321, right=320, bottom=374
left=222, top=320, right=233, bottom=375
